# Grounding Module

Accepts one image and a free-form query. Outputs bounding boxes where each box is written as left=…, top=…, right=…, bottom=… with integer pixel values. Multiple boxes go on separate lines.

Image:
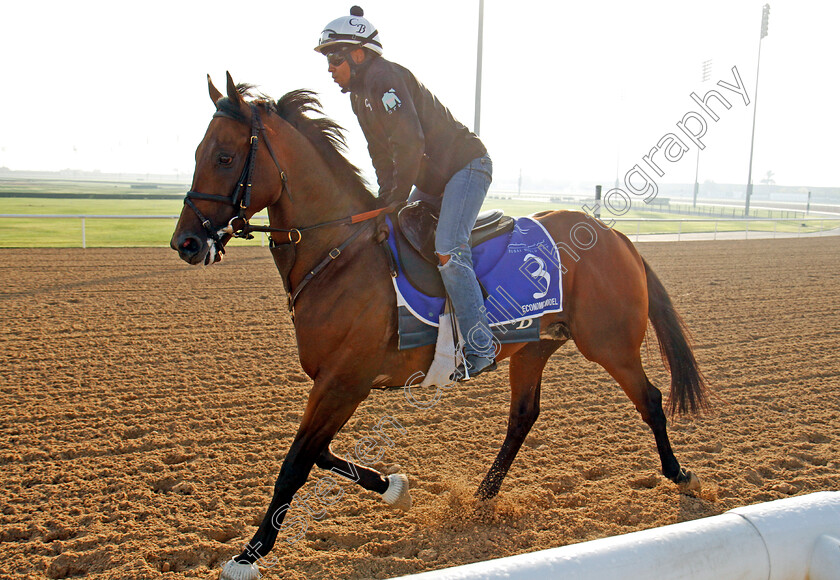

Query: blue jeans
left=408, top=154, right=495, bottom=360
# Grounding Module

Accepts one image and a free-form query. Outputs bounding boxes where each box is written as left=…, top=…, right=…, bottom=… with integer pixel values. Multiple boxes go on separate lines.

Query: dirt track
left=1, top=237, right=839, bottom=579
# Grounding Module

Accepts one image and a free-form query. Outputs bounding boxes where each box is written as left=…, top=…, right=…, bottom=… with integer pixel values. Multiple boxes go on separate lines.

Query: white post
left=82, top=217, right=86, bottom=249
left=474, top=0, right=484, bottom=135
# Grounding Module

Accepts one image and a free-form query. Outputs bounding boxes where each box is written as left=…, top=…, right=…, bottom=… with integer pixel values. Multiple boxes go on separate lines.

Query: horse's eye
left=218, top=154, right=233, bottom=166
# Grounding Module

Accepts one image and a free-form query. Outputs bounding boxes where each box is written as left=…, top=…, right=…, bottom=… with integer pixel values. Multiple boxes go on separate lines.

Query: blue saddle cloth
left=388, top=216, right=563, bottom=350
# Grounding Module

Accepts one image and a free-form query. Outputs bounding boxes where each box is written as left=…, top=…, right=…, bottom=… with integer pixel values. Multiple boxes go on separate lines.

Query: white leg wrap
left=381, top=473, right=412, bottom=511
left=220, top=558, right=260, bottom=580
left=421, top=311, right=459, bottom=388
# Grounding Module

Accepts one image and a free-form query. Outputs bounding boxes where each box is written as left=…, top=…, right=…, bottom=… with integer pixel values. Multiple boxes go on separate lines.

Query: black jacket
left=348, top=56, right=487, bottom=206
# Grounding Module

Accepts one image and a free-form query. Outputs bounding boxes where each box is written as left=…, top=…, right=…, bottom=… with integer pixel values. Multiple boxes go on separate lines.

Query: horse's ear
left=208, top=74, right=223, bottom=105
left=226, top=71, right=241, bottom=105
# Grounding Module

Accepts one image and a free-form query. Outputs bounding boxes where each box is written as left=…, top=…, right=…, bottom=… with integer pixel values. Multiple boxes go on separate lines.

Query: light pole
left=474, top=0, right=485, bottom=135
left=694, top=60, right=712, bottom=209
left=745, top=4, right=770, bottom=217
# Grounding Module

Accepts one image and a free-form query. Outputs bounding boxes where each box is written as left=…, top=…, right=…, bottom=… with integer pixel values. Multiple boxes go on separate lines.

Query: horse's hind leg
left=476, top=339, right=563, bottom=500
left=602, top=357, right=700, bottom=493
left=315, top=446, right=411, bottom=510
left=316, top=446, right=388, bottom=493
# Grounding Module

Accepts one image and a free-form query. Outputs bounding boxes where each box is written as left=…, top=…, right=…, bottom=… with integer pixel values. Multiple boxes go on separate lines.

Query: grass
left=610, top=218, right=840, bottom=236
left=1, top=179, right=837, bottom=247
left=0, top=179, right=269, bottom=247
left=2, top=196, right=183, bottom=216
left=0, top=178, right=185, bottom=196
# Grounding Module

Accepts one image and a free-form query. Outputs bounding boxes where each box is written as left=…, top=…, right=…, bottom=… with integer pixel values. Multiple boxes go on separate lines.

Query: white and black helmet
left=314, top=6, right=383, bottom=55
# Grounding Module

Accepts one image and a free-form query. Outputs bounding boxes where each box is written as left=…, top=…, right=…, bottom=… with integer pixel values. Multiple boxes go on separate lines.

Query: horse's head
left=171, top=72, right=288, bottom=265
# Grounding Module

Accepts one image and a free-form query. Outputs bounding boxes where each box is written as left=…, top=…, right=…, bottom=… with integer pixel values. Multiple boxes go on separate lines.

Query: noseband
left=183, top=103, right=289, bottom=255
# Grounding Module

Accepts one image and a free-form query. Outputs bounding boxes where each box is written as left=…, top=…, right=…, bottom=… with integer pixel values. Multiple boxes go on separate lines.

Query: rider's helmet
left=314, top=6, right=383, bottom=55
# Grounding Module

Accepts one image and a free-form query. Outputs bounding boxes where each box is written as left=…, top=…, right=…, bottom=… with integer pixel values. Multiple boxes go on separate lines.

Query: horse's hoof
left=220, top=558, right=260, bottom=580
left=382, top=473, right=412, bottom=511
left=677, top=470, right=701, bottom=494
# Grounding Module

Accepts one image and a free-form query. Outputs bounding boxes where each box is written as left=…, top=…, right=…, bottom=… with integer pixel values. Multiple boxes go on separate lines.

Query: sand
left=1, top=237, right=838, bottom=579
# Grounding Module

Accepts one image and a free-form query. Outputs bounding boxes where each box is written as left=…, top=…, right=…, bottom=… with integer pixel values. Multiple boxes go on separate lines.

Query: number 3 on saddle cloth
left=387, top=201, right=564, bottom=351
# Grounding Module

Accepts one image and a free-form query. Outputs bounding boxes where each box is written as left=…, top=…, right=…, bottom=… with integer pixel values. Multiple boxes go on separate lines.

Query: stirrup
left=450, top=354, right=497, bottom=382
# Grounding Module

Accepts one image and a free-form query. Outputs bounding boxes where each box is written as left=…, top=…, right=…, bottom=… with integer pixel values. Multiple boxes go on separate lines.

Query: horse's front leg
left=316, top=446, right=411, bottom=510
left=219, top=381, right=369, bottom=580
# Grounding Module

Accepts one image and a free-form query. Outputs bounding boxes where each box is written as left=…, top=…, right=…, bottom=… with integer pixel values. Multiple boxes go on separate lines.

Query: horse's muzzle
left=172, top=232, right=210, bottom=265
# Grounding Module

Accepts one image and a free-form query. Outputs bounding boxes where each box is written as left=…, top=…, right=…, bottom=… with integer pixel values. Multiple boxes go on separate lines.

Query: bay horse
left=171, top=73, right=709, bottom=579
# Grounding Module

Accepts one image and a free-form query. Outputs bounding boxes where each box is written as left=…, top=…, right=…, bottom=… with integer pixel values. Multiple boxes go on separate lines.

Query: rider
left=315, top=6, right=497, bottom=382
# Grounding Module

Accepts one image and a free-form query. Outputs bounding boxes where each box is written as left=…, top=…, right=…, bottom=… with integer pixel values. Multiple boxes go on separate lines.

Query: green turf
left=0, top=180, right=268, bottom=247
left=1, top=179, right=837, bottom=247
left=0, top=178, right=185, bottom=196
left=2, top=196, right=183, bottom=216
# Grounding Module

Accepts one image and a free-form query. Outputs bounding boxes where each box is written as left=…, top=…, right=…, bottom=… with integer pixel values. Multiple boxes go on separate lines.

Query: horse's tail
left=643, top=257, right=710, bottom=416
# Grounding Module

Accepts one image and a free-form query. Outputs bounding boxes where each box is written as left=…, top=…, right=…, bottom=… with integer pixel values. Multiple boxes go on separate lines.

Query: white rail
left=0, top=215, right=837, bottom=248
left=0, top=214, right=271, bottom=248
left=611, top=216, right=839, bottom=242
left=393, top=492, right=840, bottom=580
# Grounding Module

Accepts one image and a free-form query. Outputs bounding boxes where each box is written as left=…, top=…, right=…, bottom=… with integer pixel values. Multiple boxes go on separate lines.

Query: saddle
left=391, top=201, right=514, bottom=297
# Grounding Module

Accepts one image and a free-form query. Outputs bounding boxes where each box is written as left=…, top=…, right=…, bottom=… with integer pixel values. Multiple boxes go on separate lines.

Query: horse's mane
left=217, top=84, right=374, bottom=204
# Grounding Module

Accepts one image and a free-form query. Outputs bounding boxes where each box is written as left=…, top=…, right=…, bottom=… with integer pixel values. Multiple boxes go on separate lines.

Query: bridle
left=182, top=101, right=395, bottom=309
left=183, top=103, right=291, bottom=257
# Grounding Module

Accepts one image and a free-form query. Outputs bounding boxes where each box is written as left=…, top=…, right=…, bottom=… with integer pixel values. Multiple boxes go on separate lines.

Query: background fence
left=0, top=214, right=839, bottom=248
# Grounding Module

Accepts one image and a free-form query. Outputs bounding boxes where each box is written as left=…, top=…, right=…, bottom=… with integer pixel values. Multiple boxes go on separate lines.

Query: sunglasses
left=325, top=50, right=350, bottom=67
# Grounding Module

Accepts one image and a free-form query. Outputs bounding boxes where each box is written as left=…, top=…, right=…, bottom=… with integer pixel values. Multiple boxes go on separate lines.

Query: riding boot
left=438, top=254, right=497, bottom=381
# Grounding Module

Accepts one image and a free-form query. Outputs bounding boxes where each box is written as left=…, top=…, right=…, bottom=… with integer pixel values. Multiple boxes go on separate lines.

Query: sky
left=2, top=0, right=838, bottom=191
